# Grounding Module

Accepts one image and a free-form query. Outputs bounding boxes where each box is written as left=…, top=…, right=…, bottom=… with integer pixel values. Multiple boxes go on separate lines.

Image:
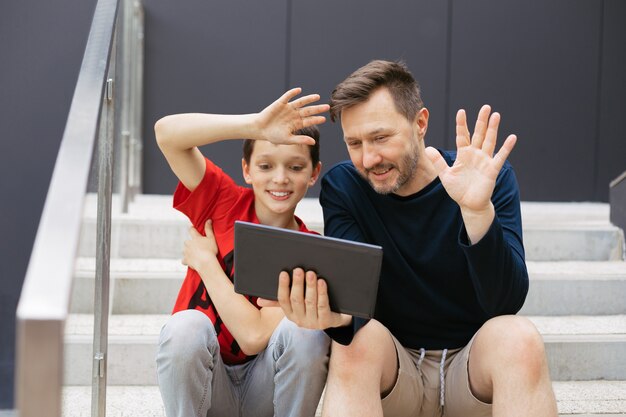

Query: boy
left=155, top=88, right=331, bottom=417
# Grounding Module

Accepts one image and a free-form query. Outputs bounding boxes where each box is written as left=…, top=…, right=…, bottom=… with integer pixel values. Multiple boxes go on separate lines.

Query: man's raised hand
left=424, top=105, right=517, bottom=243
left=425, top=105, right=517, bottom=212
left=255, top=88, right=329, bottom=146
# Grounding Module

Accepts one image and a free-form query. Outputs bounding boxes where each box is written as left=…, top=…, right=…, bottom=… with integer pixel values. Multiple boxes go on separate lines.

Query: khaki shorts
left=381, top=332, right=491, bottom=417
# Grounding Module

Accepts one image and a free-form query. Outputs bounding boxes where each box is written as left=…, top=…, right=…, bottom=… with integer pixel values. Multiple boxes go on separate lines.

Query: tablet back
left=234, top=221, right=382, bottom=319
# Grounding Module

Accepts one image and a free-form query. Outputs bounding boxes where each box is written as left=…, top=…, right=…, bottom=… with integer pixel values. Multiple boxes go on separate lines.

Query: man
left=263, top=60, right=558, bottom=417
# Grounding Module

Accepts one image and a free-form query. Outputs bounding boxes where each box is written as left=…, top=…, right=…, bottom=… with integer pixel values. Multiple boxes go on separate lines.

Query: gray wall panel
left=142, top=0, right=289, bottom=194
left=449, top=0, right=602, bottom=201
left=289, top=1, right=450, bottom=195
left=0, top=0, right=97, bottom=407
left=597, top=0, right=626, bottom=201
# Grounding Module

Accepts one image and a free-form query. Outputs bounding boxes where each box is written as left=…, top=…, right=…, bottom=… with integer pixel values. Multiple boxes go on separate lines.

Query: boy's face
left=242, top=140, right=321, bottom=222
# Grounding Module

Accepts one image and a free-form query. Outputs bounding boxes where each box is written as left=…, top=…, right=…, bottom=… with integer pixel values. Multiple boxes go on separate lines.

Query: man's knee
left=329, top=320, right=395, bottom=375
left=477, top=315, right=547, bottom=379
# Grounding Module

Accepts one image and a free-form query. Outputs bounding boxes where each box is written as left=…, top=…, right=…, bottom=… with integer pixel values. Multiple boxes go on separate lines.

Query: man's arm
left=154, top=87, right=328, bottom=191
left=426, top=105, right=528, bottom=315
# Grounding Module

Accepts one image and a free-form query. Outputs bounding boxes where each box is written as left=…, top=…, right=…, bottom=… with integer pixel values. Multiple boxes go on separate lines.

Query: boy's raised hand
left=256, top=88, right=329, bottom=146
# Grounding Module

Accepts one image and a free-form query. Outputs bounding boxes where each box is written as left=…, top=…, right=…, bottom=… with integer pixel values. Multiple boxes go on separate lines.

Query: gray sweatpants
left=156, top=310, right=330, bottom=417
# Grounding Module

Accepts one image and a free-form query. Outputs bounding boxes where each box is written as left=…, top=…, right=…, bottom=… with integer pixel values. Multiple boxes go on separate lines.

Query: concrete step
left=71, top=258, right=626, bottom=316
left=79, top=196, right=624, bottom=261
left=520, top=261, right=626, bottom=315
left=60, top=381, right=626, bottom=416
left=63, top=314, right=626, bottom=385
left=70, top=258, right=183, bottom=314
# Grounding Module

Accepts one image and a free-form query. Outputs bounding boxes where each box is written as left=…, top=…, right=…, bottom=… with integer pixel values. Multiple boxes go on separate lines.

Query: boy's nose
left=273, top=167, right=289, bottom=183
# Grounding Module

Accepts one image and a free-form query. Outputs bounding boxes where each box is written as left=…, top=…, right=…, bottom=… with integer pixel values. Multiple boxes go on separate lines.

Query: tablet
left=233, top=221, right=382, bottom=319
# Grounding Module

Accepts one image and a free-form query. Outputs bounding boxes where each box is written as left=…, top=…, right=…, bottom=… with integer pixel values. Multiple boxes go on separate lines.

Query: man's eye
left=348, top=141, right=361, bottom=148
left=375, top=136, right=387, bottom=142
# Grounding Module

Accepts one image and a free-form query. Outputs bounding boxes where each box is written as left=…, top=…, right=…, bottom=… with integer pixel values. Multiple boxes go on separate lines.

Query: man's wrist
left=333, top=314, right=353, bottom=328
left=460, top=203, right=495, bottom=245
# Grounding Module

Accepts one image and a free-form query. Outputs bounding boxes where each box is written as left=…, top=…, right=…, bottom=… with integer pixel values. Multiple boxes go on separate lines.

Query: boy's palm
left=257, top=88, right=329, bottom=146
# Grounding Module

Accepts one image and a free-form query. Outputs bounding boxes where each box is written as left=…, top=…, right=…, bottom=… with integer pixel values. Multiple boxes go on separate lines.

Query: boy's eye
left=258, top=164, right=271, bottom=170
left=290, top=165, right=304, bottom=172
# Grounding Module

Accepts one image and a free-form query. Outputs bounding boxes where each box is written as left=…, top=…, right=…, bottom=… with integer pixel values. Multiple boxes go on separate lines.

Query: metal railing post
left=119, top=0, right=133, bottom=213
left=130, top=0, right=144, bottom=199
left=91, top=68, right=116, bottom=417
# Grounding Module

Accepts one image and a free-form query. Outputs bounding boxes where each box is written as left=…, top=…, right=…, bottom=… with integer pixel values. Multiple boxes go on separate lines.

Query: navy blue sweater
left=320, top=150, right=528, bottom=349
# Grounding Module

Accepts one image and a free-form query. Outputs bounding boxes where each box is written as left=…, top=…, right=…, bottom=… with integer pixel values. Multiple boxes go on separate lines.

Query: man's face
left=340, top=88, right=425, bottom=196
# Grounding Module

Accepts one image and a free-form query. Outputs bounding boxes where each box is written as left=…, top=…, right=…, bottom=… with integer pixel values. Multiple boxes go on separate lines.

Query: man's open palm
left=425, top=105, right=517, bottom=213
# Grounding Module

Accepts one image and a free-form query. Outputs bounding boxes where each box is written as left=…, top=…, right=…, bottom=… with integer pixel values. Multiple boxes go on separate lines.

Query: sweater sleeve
left=459, top=164, right=529, bottom=317
left=319, top=166, right=371, bottom=345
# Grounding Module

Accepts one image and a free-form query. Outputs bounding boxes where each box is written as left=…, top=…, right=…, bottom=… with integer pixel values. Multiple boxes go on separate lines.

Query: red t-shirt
left=172, top=157, right=315, bottom=365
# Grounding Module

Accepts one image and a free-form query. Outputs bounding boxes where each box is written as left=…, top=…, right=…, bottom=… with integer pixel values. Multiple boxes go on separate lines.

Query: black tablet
left=233, top=221, right=382, bottom=319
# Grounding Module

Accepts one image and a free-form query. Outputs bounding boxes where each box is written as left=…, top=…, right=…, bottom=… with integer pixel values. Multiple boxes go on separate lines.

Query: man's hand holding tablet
left=257, top=268, right=353, bottom=330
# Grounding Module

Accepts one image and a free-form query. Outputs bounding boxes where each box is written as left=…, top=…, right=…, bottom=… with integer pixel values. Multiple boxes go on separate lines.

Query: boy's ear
left=308, top=162, right=322, bottom=186
left=241, top=158, right=252, bottom=184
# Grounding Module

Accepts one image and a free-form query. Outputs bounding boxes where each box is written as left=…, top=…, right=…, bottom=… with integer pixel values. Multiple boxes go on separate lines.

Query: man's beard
left=361, top=141, right=419, bottom=195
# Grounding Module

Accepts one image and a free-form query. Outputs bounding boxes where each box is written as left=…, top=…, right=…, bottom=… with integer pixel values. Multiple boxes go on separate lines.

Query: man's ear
left=241, top=158, right=252, bottom=184
left=308, top=162, right=322, bottom=186
left=414, top=107, right=429, bottom=138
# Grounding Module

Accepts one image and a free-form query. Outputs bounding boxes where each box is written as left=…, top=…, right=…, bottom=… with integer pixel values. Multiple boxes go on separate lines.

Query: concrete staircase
left=62, top=196, right=626, bottom=416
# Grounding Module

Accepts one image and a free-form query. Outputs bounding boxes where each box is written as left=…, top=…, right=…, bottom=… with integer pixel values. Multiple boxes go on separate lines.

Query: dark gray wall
left=143, top=0, right=626, bottom=200
left=1, top=0, right=625, bottom=408
left=0, top=0, right=97, bottom=407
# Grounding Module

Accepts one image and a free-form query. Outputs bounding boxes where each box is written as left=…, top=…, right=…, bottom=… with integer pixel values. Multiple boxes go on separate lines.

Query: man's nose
left=362, top=142, right=382, bottom=169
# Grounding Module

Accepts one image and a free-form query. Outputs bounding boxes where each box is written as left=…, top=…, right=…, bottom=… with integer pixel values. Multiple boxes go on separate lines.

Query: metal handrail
left=15, top=0, right=143, bottom=415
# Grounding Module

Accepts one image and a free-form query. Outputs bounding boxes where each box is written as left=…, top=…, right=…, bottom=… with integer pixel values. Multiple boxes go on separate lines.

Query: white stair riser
left=62, top=336, right=626, bottom=385
left=70, top=275, right=626, bottom=316
left=64, top=338, right=158, bottom=386
left=520, top=279, right=626, bottom=315
left=78, top=221, right=624, bottom=261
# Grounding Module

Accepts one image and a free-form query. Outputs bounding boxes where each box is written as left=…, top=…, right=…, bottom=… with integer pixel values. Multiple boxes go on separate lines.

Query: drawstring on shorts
left=417, top=348, right=426, bottom=369
left=416, top=348, right=448, bottom=410
left=439, top=348, right=448, bottom=409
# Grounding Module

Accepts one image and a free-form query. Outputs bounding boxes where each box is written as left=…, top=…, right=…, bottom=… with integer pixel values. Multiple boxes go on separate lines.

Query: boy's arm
left=154, top=88, right=328, bottom=191
left=184, top=220, right=285, bottom=355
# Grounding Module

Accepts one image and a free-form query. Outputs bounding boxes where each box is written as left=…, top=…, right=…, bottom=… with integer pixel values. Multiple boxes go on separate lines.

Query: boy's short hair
left=329, top=60, right=424, bottom=123
left=242, top=125, right=320, bottom=166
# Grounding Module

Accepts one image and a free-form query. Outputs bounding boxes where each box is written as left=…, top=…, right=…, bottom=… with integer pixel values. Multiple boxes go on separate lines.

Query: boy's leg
left=241, top=318, right=330, bottom=417
left=156, top=310, right=238, bottom=417
left=445, top=315, right=557, bottom=417
left=322, top=320, right=422, bottom=417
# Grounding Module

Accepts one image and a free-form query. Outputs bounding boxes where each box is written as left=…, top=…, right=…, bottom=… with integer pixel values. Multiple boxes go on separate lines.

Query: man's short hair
left=329, top=60, right=424, bottom=123
left=242, top=125, right=320, bottom=167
